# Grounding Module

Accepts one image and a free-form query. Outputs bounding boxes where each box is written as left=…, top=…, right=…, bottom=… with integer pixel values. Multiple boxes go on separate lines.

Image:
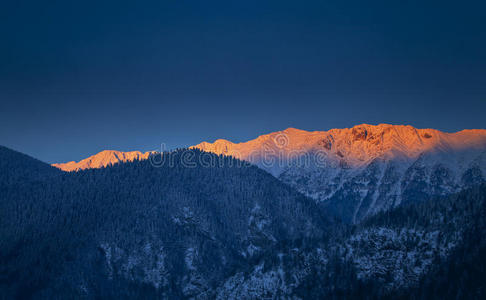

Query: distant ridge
left=191, top=124, right=486, bottom=176
left=52, top=124, right=486, bottom=174
left=52, top=150, right=153, bottom=171
left=51, top=124, right=486, bottom=222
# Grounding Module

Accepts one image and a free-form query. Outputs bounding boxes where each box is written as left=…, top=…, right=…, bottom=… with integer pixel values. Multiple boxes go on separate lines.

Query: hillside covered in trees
left=0, top=147, right=327, bottom=298
left=1, top=146, right=486, bottom=299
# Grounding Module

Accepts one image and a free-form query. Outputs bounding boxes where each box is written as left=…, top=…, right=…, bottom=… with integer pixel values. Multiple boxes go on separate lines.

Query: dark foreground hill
left=0, top=146, right=61, bottom=186
left=0, top=148, right=326, bottom=299
left=1, top=146, right=486, bottom=299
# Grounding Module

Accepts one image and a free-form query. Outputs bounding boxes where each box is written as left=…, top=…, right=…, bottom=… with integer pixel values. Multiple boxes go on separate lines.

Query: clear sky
left=1, top=0, right=485, bottom=163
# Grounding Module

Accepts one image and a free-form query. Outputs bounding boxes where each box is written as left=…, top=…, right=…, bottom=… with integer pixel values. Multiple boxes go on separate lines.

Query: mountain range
left=53, top=124, right=486, bottom=222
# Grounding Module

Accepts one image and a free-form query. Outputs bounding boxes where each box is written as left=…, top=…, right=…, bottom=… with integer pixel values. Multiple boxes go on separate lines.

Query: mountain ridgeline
left=53, top=124, right=486, bottom=223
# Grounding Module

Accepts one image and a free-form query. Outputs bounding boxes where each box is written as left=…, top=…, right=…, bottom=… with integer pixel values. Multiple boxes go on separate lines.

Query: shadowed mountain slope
left=0, top=147, right=326, bottom=299
left=2, top=146, right=486, bottom=299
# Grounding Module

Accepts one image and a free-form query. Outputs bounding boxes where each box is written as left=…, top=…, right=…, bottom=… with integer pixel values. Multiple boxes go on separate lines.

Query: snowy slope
left=193, top=124, right=486, bottom=222
left=53, top=150, right=154, bottom=171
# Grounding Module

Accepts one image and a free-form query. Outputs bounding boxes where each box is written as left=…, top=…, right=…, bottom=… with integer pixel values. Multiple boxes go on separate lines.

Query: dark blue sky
left=1, top=0, right=485, bottom=163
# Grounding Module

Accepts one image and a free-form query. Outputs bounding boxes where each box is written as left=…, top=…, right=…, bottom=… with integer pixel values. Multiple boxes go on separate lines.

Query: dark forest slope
left=0, top=148, right=326, bottom=299
left=1, top=146, right=486, bottom=299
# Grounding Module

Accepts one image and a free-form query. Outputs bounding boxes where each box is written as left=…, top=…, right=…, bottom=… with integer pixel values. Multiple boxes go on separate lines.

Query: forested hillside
left=0, top=147, right=326, bottom=299
left=0, top=146, right=61, bottom=186
left=1, top=146, right=485, bottom=299
left=343, top=184, right=486, bottom=298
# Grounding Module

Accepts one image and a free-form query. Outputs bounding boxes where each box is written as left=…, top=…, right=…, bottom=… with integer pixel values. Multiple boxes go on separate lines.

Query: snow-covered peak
left=192, top=124, right=486, bottom=176
left=52, top=124, right=486, bottom=176
left=52, top=150, right=153, bottom=171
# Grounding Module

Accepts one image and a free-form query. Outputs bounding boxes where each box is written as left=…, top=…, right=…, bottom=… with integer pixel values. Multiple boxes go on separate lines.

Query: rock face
left=52, top=150, right=153, bottom=171
left=193, top=124, right=486, bottom=222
